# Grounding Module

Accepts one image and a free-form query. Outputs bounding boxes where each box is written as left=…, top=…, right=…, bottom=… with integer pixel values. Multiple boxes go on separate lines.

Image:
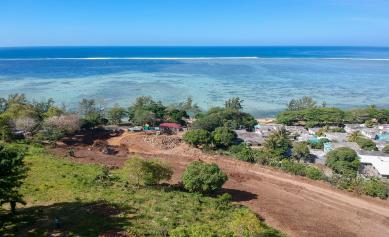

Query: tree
left=263, top=127, right=291, bottom=160
left=14, top=117, right=38, bottom=133
left=325, top=147, right=360, bottom=176
left=287, top=96, right=317, bottom=111
left=212, top=127, right=237, bottom=148
left=176, top=97, right=201, bottom=117
left=347, top=131, right=362, bottom=142
left=0, top=144, right=28, bottom=214
left=124, top=157, right=173, bottom=186
left=292, top=142, right=311, bottom=162
left=78, top=99, right=105, bottom=127
left=167, top=109, right=188, bottom=125
left=182, top=161, right=227, bottom=194
left=43, top=106, right=64, bottom=118
left=0, top=114, right=14, bottom=141
left=107, top=106, right=127, bottom=125
left=183, top=129, right=212, bottom=148
left=224, top=97, right=244, bottom=111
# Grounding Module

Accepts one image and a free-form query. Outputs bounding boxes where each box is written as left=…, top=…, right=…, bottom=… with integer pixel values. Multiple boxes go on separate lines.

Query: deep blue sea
left=1, top=46, right=389, bottom=117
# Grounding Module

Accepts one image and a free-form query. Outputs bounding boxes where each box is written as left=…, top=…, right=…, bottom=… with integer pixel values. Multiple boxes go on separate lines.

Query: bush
left=229, top=208, right=263, bottom=237
left=124, top=157, right=173, bottom=186
left=292, top=142, right=310, bottom=162
left=356, top=137, right=378, bottom=151
left=305, top=166, right=325, bottom=180
left=325, top=147, right=360, bottom=176
left=212, top=127, right=237, bottom=148
left=279, top=159, right=324, bottom=180
left=279, top=160, right=307, bottom=176
left=359, top=178, right=389, bottom=199
left=183, top=129, right=212, bottom=148
left=182, top=161, right=228, bottom=194
left=383, top=145, right=389, bottom=154
left=229, top=144, right=256, bottom=163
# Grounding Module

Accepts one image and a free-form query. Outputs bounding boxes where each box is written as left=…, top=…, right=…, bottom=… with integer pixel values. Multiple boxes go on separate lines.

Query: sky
left=1, top=0, right=389, bottom=47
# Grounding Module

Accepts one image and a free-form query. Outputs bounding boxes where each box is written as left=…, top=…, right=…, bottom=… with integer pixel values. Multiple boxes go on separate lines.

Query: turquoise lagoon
left=1, top=47, right=389, bottom=117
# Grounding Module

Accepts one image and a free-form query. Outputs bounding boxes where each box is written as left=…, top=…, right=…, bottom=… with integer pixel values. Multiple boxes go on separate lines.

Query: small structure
left=358, top=150, right=389, bottom=179
left=235, top=129, right=265, bottom=146
left=159, top=122, right=183, bottom=134
left=128, top=126, right=143, bottom=132
left=324, top=132, right=348, bottom=143
left=308, top=127, right=321, bottom=135
left=344, top=124, right=364, bottom=133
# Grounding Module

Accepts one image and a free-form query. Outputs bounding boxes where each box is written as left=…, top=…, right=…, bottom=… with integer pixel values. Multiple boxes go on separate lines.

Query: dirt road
left=60, top=132, right=389, bottom=237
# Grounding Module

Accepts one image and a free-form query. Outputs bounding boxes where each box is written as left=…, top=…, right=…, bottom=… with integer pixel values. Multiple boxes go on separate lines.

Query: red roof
left=159, top=122, right=182, bottom=129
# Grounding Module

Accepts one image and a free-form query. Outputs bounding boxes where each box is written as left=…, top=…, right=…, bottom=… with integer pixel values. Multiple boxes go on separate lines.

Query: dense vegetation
left=0, top=146, right=283, bottom=236
left=277, top=96, right=389, bottom=127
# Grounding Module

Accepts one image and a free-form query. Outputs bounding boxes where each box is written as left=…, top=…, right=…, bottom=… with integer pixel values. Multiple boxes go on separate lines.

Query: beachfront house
left=358, top=151, right=389, bottom=179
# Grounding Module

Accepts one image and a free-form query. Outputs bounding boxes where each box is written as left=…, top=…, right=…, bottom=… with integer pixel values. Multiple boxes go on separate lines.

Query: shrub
left=124, top=157, right=173, bottom=186
left=279, top=160, right=307, bottom=176
left=292, top=142, right=310, bottom=162
left=383, top=145, right=389, bottom=154
left=325, top=147, right=360, bottom=176
left=44, top=114, right=81, bottom=135
left=305, top=166, right=325, bottom=180
left=229, top=144, right=256, bottom=163
left=359, top=178, right=389, bottom=199
left=229, top=208, right=263, bottom=237
left=170, top=224, right=221, bottom=237
left=182, top=161, right=227, bottom=194
left=183, top=129, right=212, bottom=148
left=212, top=127, right=237, bottom=148
left=356, top=137, right=378, bottom=151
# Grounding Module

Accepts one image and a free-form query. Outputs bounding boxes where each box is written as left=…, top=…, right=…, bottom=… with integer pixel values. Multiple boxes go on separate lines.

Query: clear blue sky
left=1, top=0, right=389, bottom=46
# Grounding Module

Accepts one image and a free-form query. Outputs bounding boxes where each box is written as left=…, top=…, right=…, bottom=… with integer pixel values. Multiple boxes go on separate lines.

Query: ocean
left=1, top=46, right=389, bottom=117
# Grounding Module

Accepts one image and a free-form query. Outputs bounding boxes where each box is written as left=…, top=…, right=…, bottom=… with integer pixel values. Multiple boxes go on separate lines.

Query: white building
left=358, top=151, right=389, bottom=179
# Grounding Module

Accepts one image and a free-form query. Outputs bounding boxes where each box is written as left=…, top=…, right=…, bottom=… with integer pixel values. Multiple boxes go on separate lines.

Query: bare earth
left=52, top=132, right=389, bottom=237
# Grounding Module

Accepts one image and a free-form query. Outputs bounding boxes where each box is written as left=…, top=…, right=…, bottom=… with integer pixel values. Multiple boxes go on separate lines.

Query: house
left=324, top=132, right=348, bottom=143
left=344, top=124, right=363, bottom=133
left=360, top=128, right=378, bottom=139
left=254, top=124, right=280, bottom=137
left=358, top=150, right=389, bottom=179
left=159, top=122, right=183, bottom=134
left=235, top=129, right=265, bottom=146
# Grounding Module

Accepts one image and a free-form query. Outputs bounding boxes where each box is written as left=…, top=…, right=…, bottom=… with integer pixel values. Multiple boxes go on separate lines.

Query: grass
left=1, top=145, right=284, bottom=237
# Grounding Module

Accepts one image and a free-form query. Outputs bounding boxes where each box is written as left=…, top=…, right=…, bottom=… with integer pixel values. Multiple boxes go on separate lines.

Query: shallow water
left=1, top=47, right=389, bottom=117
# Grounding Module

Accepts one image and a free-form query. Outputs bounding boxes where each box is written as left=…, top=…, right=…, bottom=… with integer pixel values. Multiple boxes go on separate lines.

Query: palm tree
left=347, top=131, right=362, bottom=142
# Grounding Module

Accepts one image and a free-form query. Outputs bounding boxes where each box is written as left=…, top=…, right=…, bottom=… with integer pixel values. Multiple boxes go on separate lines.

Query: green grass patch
left=1, top=145, right=284, bottom=237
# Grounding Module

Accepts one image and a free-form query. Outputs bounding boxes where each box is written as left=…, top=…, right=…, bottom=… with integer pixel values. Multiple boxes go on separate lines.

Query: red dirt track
left=52, top=132, right=389, bottom=237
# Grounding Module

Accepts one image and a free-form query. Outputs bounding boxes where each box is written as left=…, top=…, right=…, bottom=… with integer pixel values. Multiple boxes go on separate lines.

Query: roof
left=358, top=152, right=389, bottom=176
left=159, top=123, right=182, bottom=129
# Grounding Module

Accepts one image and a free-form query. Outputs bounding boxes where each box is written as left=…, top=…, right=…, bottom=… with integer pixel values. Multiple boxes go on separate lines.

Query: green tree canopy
left=325, top=147, right=360, bottom=176
left=0, top=144, right=28, bottom=214
left=212, top=127, right=237, bottom=148
left=182, top=161, right=228, bottom=194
